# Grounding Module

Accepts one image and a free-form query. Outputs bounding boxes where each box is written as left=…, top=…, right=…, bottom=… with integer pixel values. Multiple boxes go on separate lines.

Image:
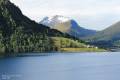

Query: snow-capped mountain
left=40, top=15, right=70, bottom=26
left=40, top=15, right=71, bottom=32
left=40, top=15, right=96, bottom=38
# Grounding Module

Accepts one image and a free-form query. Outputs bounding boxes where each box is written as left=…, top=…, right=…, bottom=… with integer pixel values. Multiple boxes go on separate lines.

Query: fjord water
left=0, top=52, right=120, bottom=80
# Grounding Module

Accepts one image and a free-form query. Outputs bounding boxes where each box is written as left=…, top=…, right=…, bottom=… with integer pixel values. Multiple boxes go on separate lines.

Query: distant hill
left=85, top=21, right=120, bottom=49
left=87, top=21, right=120, bottom=41
left=40, top=15, right=97, bottom=38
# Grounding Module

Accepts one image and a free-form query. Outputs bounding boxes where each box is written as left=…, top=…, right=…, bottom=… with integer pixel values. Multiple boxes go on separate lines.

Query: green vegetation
left=61, top=48, right=106, bottom=52
left=50, top=37, right=86, bottom=50
left=50, top=37, right=105, bottom=52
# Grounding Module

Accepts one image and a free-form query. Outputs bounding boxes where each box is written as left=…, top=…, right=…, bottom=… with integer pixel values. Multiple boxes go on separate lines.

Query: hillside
left=50, top=37, right=105, bottom=52
left=0, top=0, right=100, bottom=57
left=40, top=15, right=96, bottom=38
left=87, top=21, right=120, bottom=41
left=85, top=21, right=120, bottom=49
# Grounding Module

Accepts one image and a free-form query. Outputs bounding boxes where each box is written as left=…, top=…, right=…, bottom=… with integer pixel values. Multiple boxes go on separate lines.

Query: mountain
left=85, top=21, right=120, bottom=49
left=0, top=0, right=100, bottom=56
left=87, top=21, right=120, bottom=41
left=40, top=15, right=97, bottom=38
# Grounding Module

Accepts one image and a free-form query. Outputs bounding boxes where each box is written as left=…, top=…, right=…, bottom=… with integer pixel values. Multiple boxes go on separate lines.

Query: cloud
left=10, top=0, right=120, bottom=30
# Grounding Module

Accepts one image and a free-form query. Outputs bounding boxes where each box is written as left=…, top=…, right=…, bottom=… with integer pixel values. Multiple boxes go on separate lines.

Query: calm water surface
left=0, top=52, right=120, bottom=80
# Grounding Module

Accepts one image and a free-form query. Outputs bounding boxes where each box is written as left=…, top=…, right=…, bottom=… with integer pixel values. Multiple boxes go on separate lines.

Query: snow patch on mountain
left=40, top=15, right=71, bottom=27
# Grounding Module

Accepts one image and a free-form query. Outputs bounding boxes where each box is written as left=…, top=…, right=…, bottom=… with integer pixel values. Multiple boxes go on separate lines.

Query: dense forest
left=0, top=0, right=93, bottom=56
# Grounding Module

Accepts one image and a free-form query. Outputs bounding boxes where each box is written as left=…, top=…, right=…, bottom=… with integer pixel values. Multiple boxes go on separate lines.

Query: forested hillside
left=0, top=0, right=95, bottom=56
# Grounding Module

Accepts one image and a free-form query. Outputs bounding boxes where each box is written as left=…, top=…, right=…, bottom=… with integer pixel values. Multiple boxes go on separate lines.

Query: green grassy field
left=61, top=48, right=106, bottom=52
left=50, top=37, right=106, bottom=52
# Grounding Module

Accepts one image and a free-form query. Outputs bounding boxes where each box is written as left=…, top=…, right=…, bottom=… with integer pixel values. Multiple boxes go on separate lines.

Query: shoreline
left=0, top=51, right=110, bottom=58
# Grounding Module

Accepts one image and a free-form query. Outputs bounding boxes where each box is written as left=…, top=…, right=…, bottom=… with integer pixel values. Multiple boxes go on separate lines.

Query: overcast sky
left=10, top=0, right=120, bottom=30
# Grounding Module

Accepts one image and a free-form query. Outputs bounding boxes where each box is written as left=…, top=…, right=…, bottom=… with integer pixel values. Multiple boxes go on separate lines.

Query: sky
left=10, top=0, right=120, bottom=30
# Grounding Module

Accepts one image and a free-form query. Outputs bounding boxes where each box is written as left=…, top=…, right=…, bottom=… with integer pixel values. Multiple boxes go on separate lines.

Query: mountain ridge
left=84, top=21, right=120, bottom=49
left=40, top=15, right=97, bottom=38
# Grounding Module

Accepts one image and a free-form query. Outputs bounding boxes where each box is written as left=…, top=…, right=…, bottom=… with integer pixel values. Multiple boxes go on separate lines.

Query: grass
left=61, top=48, right=106, bottom=52
left=50, top=37, right=106, bottom=52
